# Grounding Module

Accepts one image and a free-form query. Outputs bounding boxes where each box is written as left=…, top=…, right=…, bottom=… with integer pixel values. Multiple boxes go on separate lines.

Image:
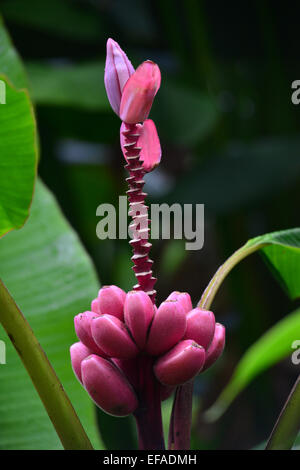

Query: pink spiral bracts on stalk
left=122, top=122, right=157, bottom=301
left=105, top=37, right=161, bottom=301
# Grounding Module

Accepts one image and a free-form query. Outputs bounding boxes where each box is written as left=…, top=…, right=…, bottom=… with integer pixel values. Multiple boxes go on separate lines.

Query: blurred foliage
left=0, top=15, right=103, bottom=449
left=159, top=239, right=187, bottom=278
left=254, top=229, right=300, bottom=300
left=0, top=16, right=37, bottom=237
left=26, top=61, right=108, bottom=110
left=0, top=0, right=299, bottom=450
left=0, top=15, right=27, bottom=88
left=0, top=76, right=37, bottom=236
left=152, top=81, right=218, bottom=145
left=167, top=138, right=300, bottom=214
left=0, top=180, right=103, bottom=449
left=1, top=0, right=103, bottom=42
left=205, top=307, right=300, bottom=421
left=199, top=228, right=300, bottom=307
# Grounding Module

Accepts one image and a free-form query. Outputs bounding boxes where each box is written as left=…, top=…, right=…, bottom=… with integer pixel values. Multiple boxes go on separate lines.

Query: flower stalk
left=168, top=381, right=193, bottom=450
left=122, top=123, right=157, bottom=302
left=133, top=356, right=165, bottom=450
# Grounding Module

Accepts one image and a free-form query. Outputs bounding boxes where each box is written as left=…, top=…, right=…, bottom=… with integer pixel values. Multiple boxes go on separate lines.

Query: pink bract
left=120, top=119, right=161, bottom=173
left=104, top=38, right=134, bottom=116
left=119, top=60, right=161, bottom=124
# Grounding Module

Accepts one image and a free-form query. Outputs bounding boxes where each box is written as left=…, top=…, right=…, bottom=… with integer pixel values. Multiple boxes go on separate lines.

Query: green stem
left=266, top=374, right=300, bottom=450
left=198, top=242, right=268, bottom=309
left=0, top=279, right=93, bottom=450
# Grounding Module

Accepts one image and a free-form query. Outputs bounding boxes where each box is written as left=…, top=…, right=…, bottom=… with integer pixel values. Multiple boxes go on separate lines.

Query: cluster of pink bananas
left=70, top=285, right=225, bottom=417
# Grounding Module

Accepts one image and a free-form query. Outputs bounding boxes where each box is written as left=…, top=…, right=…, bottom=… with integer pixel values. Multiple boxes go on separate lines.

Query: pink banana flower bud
left=124, top=290, right=155, bottom=349
left=184, top=308, right=215, bottom=350
left=91, top=314, right=139, bottom=359
left=166, top=291, right=193, bottom=314
left=202, top=323, right=226, bottom=371
left=120, top=119, right=161, bottom=172
left=70, top=341, right=93, bottom=384
left=146, top=300, right=186, bottom=356
left=104, top=38, right=135, bottom=116
left=154, top=340, right=205, bottom=386
left=74, top=311, right=108, bottom=357
left=91, top=298, right=100, bottom=314
left=98, top=285, right=126, bottom=320
left=119, top=60, right=161, bottom=124
left=81, top=355, right=138, bottom=416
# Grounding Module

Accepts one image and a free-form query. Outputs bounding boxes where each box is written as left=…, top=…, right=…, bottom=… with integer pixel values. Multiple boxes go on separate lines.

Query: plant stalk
left=134, top=356, right=165, bottom=450
left=168, top=381, right=193, bottom=450
left=266, top=374, right=300, bottom=450
left=123, top=123, right=157, bottom=302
